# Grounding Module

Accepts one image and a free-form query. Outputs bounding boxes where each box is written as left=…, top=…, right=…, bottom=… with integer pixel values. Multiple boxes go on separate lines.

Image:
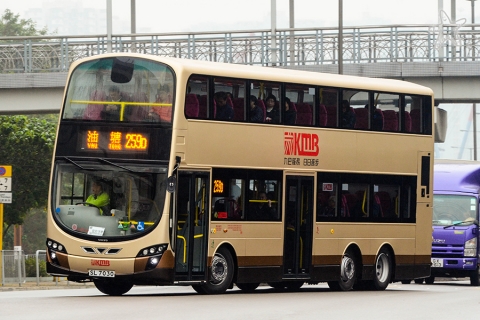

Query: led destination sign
left=79, top=130, right=149, bottom=153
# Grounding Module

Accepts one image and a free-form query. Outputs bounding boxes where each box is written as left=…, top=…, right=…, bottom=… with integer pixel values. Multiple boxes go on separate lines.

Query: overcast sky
left=2, top=0, right=479, bottom=35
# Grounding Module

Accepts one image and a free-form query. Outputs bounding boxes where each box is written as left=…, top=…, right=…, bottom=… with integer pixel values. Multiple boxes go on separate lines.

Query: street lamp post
left=467, top=0, right=477, bottom=159
left=338, top=0, right=343, bottom=75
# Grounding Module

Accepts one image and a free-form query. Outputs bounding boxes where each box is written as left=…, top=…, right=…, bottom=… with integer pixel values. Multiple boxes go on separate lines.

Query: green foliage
left=0, top=115, right=57, bottom=243
left=25, top=256, right=48, bottom=277
left=0, top=9, right=48, bottom=37
left=22, top=207, right=47, bottom=254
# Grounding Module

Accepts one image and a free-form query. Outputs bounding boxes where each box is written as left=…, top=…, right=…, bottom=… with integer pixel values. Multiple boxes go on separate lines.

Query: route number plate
left=88, top=270, right=115, bottom=277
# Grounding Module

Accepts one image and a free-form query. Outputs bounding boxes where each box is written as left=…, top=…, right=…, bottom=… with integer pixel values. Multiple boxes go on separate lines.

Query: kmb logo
left=284, top=132, right=319, bottom=156
left=91, top=259, right=110, bottom=266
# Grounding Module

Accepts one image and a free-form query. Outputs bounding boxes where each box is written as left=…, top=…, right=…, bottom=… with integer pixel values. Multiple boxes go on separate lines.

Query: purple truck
left=429, top=160, right=480, bottom=286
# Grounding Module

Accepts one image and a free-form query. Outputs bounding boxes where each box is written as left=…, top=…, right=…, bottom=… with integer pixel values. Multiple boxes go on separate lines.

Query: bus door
left=283, top=175, right=314, bottom=278
left=174, top=172, right=209, bottom=281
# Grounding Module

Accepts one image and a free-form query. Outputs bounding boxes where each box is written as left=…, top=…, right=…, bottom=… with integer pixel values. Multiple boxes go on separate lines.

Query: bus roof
left=434, top=159, right=480, bottom=193
left=70, top=53, right=434, bottom=96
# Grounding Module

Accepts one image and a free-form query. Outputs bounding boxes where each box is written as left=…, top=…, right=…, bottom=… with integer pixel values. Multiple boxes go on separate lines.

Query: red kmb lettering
left=91, top=259, right=110, bottom=266
left=284, top=132, right=319, bottom=156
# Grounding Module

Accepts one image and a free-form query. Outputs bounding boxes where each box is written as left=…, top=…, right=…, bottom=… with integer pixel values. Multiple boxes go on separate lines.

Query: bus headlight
left=46, top=238, right=68, bottom=265
left=136, top=244, right=168, bottom=271
left=464, top=237, right=477, bottom=257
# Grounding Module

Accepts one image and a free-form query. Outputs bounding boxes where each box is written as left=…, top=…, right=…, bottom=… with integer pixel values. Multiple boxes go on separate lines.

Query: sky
left=1, top=0, right=479, bottom=35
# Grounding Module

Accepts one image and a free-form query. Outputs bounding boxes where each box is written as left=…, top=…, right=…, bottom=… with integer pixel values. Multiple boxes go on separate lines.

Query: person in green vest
left=86, top=179, right=110, bottom=215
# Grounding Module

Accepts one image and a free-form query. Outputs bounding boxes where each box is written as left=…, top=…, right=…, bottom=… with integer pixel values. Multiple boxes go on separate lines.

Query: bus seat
left=325, top=105, right=337, bottom=127
left=317, top=191, right=330, bottom=207
left=185, top=94, right=199, bottom=118
left=296, top=103, right=312, bottom=126
left=382, top=110, right=398, bottom=131
left=129, top=92, right=149, bottom=121
left=232, top=97, right=245, bottom=121
left=318, top=104, right=327, bottom=127
left=353, top=108, right=368, bottom=130
left=404, top=111, right=412, bottom=132
left=341, top=194, right=350, bottom=217
left=198, top=95, right=208, bottom=118
left=344, top=193, right=358, bottom=216
left=410, top=109, right=421, bottom=133
left=376, top=191, right=392, bottom=217
left=83, top=90, right=106, bottom=120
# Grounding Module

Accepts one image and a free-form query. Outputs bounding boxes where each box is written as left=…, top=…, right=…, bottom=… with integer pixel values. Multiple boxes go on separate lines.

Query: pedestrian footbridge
left=1, top=24, right=480, bottom=113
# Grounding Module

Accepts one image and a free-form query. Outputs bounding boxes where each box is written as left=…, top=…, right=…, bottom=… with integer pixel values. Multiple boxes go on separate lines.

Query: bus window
left=213, top=78, right=246, bottom=121
left=251, top=80, right=281, bottom=124
left=53, top=162, right=167, bottom=238
left=285, top=84, right=315, bottom=126
left=346, top=90, right=369, bottom=130
left=316, top=182, right=339, bottom=221
left=187, top=75, right=209, bottom=119
left=63, top=57, right=175, bottom=123
left=320, top=88, right=339, bottom=128
left=374, top=92, right=400, bottom=132
left=246, top=179, right=281, bottom=221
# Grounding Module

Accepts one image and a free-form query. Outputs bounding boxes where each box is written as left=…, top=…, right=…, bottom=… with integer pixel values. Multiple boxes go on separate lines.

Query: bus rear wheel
left=93, top=279, right=133, bottom=296
left=372, top=248, right=392, bottom=290
left=201, top=247, right=234, bottom=294
left=328, top=250, right=357, bottom=291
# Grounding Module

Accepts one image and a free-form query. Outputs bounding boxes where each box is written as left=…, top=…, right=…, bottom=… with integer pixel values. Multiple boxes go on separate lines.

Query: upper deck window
left=63, top=57, right=175, bottom=123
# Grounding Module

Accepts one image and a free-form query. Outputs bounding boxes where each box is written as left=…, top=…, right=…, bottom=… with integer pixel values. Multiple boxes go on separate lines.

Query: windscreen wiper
left=444, top=219, right=480, bottom=229
left=98, top=158, right=135, bottom=173
left=63, top=157, right=95, bottom=171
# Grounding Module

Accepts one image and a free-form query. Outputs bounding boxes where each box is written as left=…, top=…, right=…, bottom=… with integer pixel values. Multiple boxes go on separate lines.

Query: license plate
left=88, top=270, right=115, bottom=277
left=431, top=258, right=443, bottom=268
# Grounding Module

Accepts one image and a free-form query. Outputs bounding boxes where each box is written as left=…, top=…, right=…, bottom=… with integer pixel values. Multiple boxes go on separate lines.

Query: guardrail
left=0, top=24, right=479, bottom=73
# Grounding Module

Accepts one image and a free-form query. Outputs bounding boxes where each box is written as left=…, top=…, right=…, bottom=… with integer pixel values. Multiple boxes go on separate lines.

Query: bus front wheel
left=201, top=247, right=234, bottom=294
left=93, top=279, right=133, bottom=296
left=328, top=250, right=357, bottom=291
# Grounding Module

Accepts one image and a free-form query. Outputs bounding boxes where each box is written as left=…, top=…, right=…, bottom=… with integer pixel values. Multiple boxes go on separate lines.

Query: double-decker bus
left=428, top=160, right=480, bottom=285
left=46, top=53, right=434, bottom=295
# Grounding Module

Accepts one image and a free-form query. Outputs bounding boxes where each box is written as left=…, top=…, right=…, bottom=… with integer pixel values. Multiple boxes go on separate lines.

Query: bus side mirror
left=167, top=175, right=176, bottom=193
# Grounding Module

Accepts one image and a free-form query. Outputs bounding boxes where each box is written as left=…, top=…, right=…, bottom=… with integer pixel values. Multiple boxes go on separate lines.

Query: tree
left=0, top=115, right=57, bottom=245
left=0, top=9, right=48, bottom=37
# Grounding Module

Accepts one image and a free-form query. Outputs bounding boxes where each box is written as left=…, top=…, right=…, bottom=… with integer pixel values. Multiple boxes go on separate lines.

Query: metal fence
left=0, top=24, right=479, bottom=73
left=0, top=250, right=47, bottom=286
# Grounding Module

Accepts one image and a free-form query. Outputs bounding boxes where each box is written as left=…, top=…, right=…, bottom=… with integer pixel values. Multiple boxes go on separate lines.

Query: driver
left=85, top=180, right=110, bottom=215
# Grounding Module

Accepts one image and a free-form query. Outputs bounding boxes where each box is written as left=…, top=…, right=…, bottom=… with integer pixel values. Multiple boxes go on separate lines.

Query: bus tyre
left=329, top=250, right=357, bottom=291
left=414, top=278, right=425, bottom=284
left=202, top=247, right=234, bottom=294
left=470, top=267, right=480, bottom=286
left=372, top=248, right=392, bottom=290
left=236, top=283, right=260, bottom=292
left=93, top=279, right=133, bottom=296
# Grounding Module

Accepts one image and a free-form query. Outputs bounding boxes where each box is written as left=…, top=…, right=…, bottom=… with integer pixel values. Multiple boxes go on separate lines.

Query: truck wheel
left=470, top=267, right=480, bottom=286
